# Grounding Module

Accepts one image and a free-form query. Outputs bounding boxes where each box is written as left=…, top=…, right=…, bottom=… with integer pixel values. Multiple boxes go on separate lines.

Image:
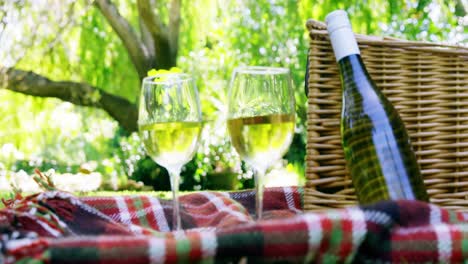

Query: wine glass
left=227, top=66, right=295, bottom=219
left=138, top=73, right=202, bottom=230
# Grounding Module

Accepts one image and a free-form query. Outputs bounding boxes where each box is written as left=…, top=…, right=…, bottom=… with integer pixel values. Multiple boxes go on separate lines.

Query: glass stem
left=169, top=169, right=181, bottom=230
left=254, top=168, right=266, bottom=220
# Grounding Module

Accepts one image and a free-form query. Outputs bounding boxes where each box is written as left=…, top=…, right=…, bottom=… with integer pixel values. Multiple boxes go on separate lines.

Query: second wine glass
left=227, top=66, right=295, bottom=220
left=138, top=73, right=202, bottom=230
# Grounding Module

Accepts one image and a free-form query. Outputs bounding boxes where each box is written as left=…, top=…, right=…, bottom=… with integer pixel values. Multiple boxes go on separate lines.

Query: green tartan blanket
left=1, top=185, right=468, bottom=263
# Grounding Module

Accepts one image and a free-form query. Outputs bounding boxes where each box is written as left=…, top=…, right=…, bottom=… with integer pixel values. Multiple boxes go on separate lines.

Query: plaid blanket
left=1, top=187, right=468, bottom=263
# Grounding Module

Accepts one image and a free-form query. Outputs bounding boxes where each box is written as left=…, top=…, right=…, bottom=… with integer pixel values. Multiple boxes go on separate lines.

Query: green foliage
left=0, top=91, right=118, bottom=171
left=0, top=0, right=465, bottom=191
left=131, top=157, right=171, bottom=190
left=78, top=5, right=139, bottom=102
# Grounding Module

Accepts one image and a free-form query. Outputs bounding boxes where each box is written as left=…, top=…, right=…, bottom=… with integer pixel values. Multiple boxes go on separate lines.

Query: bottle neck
left=329, top=26, right=360, bottom=62
left=338, top=54, right=369, bottom=86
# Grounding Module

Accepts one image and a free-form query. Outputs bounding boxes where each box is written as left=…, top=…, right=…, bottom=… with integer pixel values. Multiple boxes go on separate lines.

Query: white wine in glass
left=138, top=73, right=202, bottom=230
left=227, top=66, right=295, bottom=219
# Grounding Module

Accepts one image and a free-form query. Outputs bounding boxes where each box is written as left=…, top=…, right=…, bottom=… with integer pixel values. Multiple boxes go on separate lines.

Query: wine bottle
left=325, top=10, right=429, bottom=204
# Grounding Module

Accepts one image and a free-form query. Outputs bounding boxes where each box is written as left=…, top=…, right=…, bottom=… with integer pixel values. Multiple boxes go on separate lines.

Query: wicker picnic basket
left=305, top=19, right=468, bottom=211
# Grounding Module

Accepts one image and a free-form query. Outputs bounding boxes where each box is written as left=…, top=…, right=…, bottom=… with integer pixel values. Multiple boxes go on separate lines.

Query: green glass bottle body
left=339, top=54, right=429, bottom=204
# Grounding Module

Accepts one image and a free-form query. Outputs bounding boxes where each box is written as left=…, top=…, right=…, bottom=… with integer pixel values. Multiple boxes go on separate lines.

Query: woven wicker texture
left=305, top=19, right=468, bottom=211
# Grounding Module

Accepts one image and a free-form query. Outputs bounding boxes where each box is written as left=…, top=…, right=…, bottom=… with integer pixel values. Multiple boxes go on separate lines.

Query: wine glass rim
left=234, top=66, right=289, bottom=75
left=142, top=73, right=192, bottom=84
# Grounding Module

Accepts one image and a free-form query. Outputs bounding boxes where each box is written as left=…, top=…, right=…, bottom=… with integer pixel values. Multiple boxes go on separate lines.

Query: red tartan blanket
left=1, top=187, right=468, bottom=263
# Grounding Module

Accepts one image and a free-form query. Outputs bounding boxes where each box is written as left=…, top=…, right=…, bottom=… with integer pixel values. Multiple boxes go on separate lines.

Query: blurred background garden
left=0, top=0, right=466, bottom=193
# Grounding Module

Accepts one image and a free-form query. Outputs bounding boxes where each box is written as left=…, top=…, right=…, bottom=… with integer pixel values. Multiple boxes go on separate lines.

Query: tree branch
left=169, top=0, right=181, bottom=60
left=137, top=0, right=167, bottom=40
left=139, top=17, right=156, bottom=66
left=94, top=0, right=150, bottom=80
left=1, top=68, right=138, bottom=133
left=137, top=0, right=175, bottom=69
